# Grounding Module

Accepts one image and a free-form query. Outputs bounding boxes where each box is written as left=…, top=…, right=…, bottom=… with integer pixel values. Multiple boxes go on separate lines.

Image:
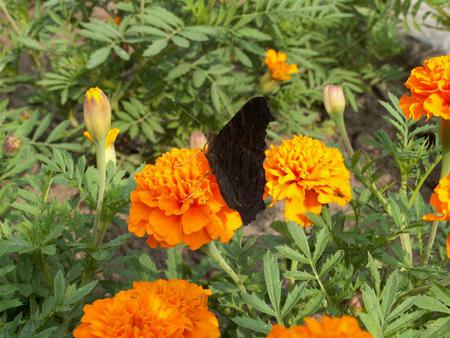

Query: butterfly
left=206, top=97, right=274, bottom=225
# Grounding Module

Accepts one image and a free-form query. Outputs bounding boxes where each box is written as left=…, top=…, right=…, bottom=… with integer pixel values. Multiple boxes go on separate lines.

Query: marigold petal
left=182, top=206, right=210, bottom=234
left=149, top=209, right=182, bottom=245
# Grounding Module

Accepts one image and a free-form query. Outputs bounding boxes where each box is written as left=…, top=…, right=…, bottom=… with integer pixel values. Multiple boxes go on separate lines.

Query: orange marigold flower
left=399, top=54, right=450, bottom=120
left=423, top=174, right=450, bottom=221
left=128, top=148, right=242, bottom=250
left=73, top=279, right=219, bottom=338
left=264, top=136, right=352, bottom=226
left=266, top=316, right=372, bottom=338
left=265, top=49, right=298, bottom=81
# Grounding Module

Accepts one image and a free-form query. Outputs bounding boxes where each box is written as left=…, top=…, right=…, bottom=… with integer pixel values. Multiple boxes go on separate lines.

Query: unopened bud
left=3, top=135, right=21, bottom=155
left=189, top=131, right=207, bottom=149
left=83, top=87, right=111, bottom=142
left=259, top=72, right=280, bottom=94
left=323, top=84, right=345, bottom=117
left=20, top=111, right=31, bottom=120
left=348, top=293, right=363, bottom=315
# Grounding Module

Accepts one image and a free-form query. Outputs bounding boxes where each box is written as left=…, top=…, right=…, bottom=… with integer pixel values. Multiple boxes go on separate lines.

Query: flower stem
left=425, top=119, right=450, bottom=263
left=93, top=138, right=107, bottom=247
left=333, top=113, right=354, bottom=157
left=206, top=241, right=247, bottom=295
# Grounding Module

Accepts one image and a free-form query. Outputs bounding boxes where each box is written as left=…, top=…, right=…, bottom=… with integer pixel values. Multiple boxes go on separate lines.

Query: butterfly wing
left=206, top=97, right=274, bottom=224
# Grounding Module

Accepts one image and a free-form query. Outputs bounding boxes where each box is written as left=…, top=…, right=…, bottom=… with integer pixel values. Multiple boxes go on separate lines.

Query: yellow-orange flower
left=447, top=233, right=450, bottom=259
left=423, top=174, right=450, bottom=221
left=84, top=128, right=120, bottom=165
left=128, top=148, right=242, bottom=250
left=265, top=49, right=298, bottom=81
left=399, top=54, right=450, bottom=120
left=264, top=136, right=352, bottom=226
left=73, top=279, right=219, bottom=338
left=266, top=316, right=372, bottom=338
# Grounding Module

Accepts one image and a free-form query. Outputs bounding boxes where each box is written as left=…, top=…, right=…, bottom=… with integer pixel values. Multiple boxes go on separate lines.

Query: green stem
left=93, top=138, right=107, bottom=247
left=311, top=263, right=333, bottom=312
left=206, top=241, right=247, bottom=294
left=425, top=119, right=450, bottom=263
left=334, top=113, right=354, bottom=156
left=408, top=154, right=442, bottom=208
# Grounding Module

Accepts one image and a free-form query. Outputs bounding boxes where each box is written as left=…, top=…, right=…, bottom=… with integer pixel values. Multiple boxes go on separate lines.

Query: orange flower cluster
left=399, top=54, right=450, bottom=120
left=423, top=174, right=450, bottom=221
left=73, top=279, right=219, bottom=338
left=264, top=135, right=352, bottom=226
left=267, top=316, right=372, bottom=338
left=265, top=49, right=298, bottom=81
left=128, top=148, right=242, bottom=250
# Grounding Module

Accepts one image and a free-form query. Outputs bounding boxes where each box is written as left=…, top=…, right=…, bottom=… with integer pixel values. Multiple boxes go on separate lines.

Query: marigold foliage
left=128, top=148, right=242, bottom=250
left=267, top=316, right=372, bottom=338
left=423, top=174, right=450, bottom=221
left=265, top=49, right=298, bottom=81
left=399, top=54, right=450, bottom=120
left=264, top=135, right=352, bottom=225
left=73, top=279, right=219, bottom=338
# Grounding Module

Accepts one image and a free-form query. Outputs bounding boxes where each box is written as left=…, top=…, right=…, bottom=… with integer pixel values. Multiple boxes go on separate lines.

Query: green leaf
left=0, top=299, right=22, bottom=312
left=367, top=252, right=381, bottom=295
left=166, top=247, right=182, bottom=279
left=231, top=317, right=271, bottom=334
left=193, top=69, right=206, bottom=87
left=319, top=250, right=344, bottom=277
left=415, top=295, right=450, bottom=314
left=281, top=284, right=305, bottom=318
left=46, top=120, right=69, bottom=143
left=86, top=47, right=111, bottom=68
left=284, top=270, right=315, bottom=281
left=41, top=245, right=57, bottom=255
left=54, top=271, right=65, bottom=302
left=166, top=63, right=192, bottom=81
left=143, top=39, right=168, bottom=56
left=237, top=28, right=272, bottom=41
left=287, top=222, right=311, bottom=259
left=32, top=114, right=52, bottom=141
left=241, top=293, right=276, bottom=316
left=276, top=245, right=309, bottom=264
left=64, top=281, right=97, bottom=306
left=113, top=45, right=130, bottom=60
left=172, top=35, right=190, bottom=48
left=313, top=227, right=328, bottom=263
left=264, top=251, right=281, bottom=314
left=381, top=271, right=398, bottom=318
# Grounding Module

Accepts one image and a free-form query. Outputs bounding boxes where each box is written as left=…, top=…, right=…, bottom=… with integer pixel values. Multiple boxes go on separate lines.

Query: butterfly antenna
left=184, top=172, right=210, bottom=201
left=168, top=96, right=203, bottom=126
left=174, top=148, right=204, bottom=168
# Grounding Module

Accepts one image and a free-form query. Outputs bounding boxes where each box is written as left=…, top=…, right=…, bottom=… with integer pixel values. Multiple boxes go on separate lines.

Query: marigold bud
left=189, top=131, right=207, bottom=149
left=259, top=72, right=280, bottom=94
left=83, top=87, right=111, bottom=142
left=19, top=111, right=31, bottom=120
left=323, top=84, right=346, bottom=117
left=3, top=135, right=21, bottom=155
left=348, top=293, right=363, bottom=315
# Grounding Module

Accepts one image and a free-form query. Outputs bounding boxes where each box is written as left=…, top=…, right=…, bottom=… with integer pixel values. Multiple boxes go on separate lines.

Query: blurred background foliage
left=0, top=0, right=429, bottom=161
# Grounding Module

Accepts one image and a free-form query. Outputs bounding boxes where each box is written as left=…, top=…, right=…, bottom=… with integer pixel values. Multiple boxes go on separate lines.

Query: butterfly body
left=206, top=97, right=274, bottom=225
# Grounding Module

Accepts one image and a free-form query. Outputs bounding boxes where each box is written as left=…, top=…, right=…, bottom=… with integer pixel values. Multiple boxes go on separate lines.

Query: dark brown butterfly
left=206, top=97, right=274, bottom=224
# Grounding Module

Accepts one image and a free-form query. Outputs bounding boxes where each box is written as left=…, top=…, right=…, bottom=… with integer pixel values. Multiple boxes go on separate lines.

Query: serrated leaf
left=281, top=284, right=305, bottom=318
left=367, top=252, right=381, bottom=295
left=231, top=317, right=271, bottom=334
left=64, top=281, right=97, bottom=306
left=284, top=270, right=315, bottom=281
left=264, top=251, right=281, bottom=314
left=237, top=28, right=272, bottom=41
left=287, top=222, right=311, bottom=259
left=241, top=293, right=276, bottom=316
left=313, top=227, right=328, bottom=262
left=414, top=295, right=450, bottom=314
left=54, top=271, right=65, bottom=302
left=33, top=114, right=52, bottom=141
left=319, top=250, right=344, bottom=277
left=276, top=245, right=309, bottom=264
left=46, top=120, right=69, bottom=143
left=193, top=69, right=206, bottom=87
